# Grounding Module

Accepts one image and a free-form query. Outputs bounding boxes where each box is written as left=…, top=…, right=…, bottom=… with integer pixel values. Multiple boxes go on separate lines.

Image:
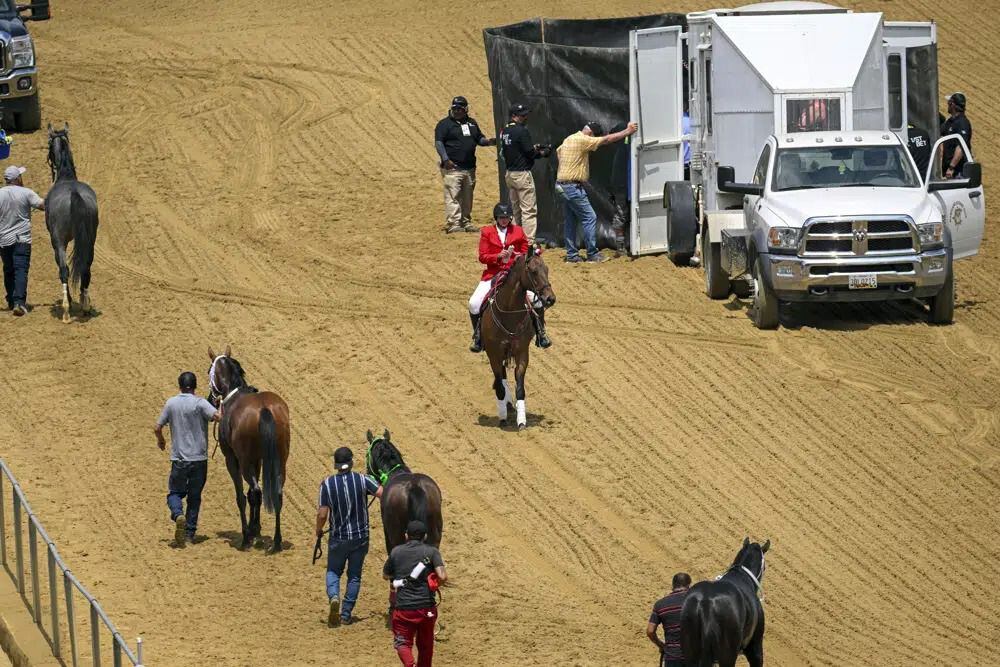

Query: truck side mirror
left=17, top=1, right=51, bottom=21
left=928, top=162, right=981, bottom=192
left=717, top=165, right=764, bottom=196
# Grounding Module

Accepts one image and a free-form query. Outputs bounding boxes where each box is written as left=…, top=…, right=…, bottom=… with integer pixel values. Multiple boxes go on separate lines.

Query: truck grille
left=801, top=218, right=916, bottom=257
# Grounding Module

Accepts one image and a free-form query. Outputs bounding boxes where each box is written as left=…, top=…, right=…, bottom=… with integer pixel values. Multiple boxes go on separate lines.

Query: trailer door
left=629, top=26, right=684, bottom=256
left=884, top=22, right=938, bottom=143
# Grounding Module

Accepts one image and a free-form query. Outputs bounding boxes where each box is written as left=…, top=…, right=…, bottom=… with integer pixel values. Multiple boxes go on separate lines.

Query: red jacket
left=478, top=223, right=529, bottom=281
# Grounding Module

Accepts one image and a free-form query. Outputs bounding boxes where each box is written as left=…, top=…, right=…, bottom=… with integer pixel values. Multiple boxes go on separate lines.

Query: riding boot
left=469, top=312, right=483, bottom=353
left=532, top=308, right=552, bottom=349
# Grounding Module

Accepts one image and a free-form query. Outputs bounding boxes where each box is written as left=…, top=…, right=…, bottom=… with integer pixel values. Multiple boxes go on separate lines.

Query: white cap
left=3, top=166, right=25, bottom=182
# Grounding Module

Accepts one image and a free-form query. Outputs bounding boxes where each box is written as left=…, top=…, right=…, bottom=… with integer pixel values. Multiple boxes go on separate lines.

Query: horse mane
left=48, top=131, right=77, bottom=181
left=227, top=357, right=258, bottom=393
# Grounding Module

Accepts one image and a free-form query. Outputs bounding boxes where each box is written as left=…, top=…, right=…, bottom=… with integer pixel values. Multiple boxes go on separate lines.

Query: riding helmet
left=493, top=203, right=513, bottom=220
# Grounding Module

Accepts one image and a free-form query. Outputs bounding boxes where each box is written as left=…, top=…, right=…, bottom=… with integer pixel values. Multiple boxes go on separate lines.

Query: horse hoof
left=62, top=313, right=71, bottom=324
left=499, top=419, right=507, bottom=428
left=518, top=423, right=527, bottom=431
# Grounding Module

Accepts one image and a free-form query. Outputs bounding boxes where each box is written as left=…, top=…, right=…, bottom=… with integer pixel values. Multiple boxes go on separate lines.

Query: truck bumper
left=761, top=249, right=950, bottom=302
left=0, top=67, right=38, bottom=102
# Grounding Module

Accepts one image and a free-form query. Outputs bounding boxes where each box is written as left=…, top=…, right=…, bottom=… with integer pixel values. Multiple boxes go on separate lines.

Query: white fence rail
left=0, top=459, right=144, bottom=666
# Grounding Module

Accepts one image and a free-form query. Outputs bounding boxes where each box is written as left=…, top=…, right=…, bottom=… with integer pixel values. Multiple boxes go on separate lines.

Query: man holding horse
left=0, top=165, right=44, bottom=316
left=316, top=446, right=383, bottom=627
left=383, top=519, right=447, bottom=667
left=154, top=371, right=221, bottom=546
left=468, top=202, right=551, bottom=353
left=647, top=572, right=691, bottom=667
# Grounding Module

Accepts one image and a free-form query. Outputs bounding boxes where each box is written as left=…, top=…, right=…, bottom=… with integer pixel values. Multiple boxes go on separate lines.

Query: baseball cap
left=509, top=103, right=530, bottom=116
left=3, top=166, right=26, bottom=182
left=585, top=121, right=605, bottom=137
left=333, top=446, right=353, bottom=471
left=451, top=96, right=469, bottom=108
left=406, top=520, right=427, bottom=537
left=947, top=92, right=966, bottom=110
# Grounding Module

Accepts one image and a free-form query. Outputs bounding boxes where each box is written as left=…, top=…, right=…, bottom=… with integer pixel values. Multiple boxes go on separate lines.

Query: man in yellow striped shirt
left=555, top=120, right=636, bottom=263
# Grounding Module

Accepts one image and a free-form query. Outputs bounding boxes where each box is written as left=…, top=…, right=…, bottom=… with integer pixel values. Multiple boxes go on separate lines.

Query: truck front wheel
left=928, top=263, right=955, bottom=325
left=751, top=255, right=780, bottom=329
left=15, top=94, right=41, bottom=132
left=703, top=230, right=730, bottom=299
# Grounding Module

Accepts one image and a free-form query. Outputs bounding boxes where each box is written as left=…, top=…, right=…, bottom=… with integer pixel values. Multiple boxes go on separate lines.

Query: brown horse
left=208, top=345, right=290, bottom=553
left=480, top=248, right=556, bottom=429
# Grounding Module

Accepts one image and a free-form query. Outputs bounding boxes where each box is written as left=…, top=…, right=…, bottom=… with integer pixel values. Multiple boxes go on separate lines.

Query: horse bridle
left=487, top=253, right=550, bottom=339
left=366, top=438, right=401, bottom=486
left=738, top=550, right=766, bottom=599
left=47, top=132, right=70, bottom=183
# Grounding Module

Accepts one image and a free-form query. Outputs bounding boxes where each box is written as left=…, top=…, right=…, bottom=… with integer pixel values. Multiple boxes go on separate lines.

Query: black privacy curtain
left=483, top=14, right=686, bottom=247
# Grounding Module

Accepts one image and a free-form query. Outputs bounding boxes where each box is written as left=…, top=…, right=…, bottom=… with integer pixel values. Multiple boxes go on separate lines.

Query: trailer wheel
left=751, top=255, right=779, bottom=329
left=928, top=261, right=955, bottom=325
left=702, top=229, right=730, bottom=299
left=665, top=182, right=696, bottom=266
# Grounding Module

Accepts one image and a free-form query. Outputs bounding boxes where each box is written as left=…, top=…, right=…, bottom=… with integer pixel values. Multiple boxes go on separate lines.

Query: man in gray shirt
left=0, top=165, right=44, bottom=316
left=155, top=371, right=220, bottom=546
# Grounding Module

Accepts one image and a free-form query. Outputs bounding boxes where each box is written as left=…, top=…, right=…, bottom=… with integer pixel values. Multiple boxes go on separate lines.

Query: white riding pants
left=469, top=280, right=538, bottom=315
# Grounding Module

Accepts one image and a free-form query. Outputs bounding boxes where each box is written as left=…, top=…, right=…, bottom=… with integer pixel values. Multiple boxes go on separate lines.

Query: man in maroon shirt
left=647, top=572, right=691, bottom=666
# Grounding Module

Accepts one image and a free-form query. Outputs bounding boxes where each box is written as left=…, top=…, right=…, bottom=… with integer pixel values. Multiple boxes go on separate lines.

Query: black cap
left=334, top=446, right=353, bottom=471
left=493, top=202, right=513, bottom=220
left=406, top=520, right=427, bottom=538
left=178, top=371, right=197, bottom=391
left=509, top=103, right=530, bottom=116
left=586, top=121, right=605, bottom=137
left=451, top=96, right=469, bottom=108
left=948, top=92, right=966, bottom=111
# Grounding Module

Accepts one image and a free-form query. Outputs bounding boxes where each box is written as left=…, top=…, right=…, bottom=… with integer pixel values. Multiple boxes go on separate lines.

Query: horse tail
left=406, top=480, right=428, bottom=525
left=68, top=188, right=97, bottom=288
left=259, top=408, right=282, bottom=513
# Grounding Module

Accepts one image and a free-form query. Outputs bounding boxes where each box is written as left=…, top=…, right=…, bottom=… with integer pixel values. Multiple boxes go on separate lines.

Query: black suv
left=0, top=0, right=50, bottom=131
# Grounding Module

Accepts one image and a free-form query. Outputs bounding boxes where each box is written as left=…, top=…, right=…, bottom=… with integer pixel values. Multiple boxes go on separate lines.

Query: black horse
left=365, top=429, right=443, bottom=555
left=681, top=538, right=770, bottom=667
left=46, top=123, right=99, bottom=323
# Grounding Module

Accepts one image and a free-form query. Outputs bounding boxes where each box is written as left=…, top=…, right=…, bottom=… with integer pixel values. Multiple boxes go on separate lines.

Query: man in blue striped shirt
left=315, top=446, right=382, bottom=627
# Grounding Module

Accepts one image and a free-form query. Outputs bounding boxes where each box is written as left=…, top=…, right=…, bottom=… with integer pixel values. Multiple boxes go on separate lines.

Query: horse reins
left=487, top=253, right=550, bottom=341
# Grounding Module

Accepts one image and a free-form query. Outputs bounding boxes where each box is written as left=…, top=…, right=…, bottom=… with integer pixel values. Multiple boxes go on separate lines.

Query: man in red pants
left=383, top=520, right=448, bottom=667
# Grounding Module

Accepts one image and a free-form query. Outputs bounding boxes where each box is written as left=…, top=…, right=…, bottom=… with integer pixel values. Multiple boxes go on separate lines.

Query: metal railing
left=0, top=459, right=144, bottom=666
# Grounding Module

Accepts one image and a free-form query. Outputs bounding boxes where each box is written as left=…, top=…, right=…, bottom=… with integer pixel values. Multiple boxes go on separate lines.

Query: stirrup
left=535, top=333, right=552, bottom=349
left=470, top=337, right=483, bottom=353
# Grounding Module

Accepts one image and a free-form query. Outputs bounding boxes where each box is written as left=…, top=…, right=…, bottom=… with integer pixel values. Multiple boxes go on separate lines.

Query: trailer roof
left=713, top=12, right=882, bottom=91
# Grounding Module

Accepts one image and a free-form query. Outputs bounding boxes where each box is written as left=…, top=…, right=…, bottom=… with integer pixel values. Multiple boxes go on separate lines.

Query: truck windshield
left=772, top=146, right=921, bottom=191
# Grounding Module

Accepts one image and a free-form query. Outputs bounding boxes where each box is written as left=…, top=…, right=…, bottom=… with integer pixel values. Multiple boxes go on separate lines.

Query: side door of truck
left=926, top=134, right=985, bottom=259
left=628, top=25, right=685, bottom=256
left=884, top=22, right=938, bottom=143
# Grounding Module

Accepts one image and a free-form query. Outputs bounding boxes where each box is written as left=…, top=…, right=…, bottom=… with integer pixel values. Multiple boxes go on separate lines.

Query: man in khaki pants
left=499, top=103, right=551, bottom=243
left=434, top=96, right=496, bottom=233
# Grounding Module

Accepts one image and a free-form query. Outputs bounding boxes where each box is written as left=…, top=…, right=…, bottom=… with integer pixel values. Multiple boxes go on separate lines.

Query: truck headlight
left=917, top=222, right=943, bottom=249
left=10, top=36, right=35, bottom=69
left=767, top=227, right=801, bottom=252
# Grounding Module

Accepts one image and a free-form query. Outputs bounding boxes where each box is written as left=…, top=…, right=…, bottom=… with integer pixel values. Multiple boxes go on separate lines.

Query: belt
left=556, top=180, right=585, bottom=186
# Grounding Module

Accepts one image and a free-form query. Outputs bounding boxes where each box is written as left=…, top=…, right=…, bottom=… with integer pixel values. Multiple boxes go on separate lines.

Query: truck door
left=884, top=22, right=938, bottom=143
left=926, top=134, right=985, bottom=259
left=628, top=25, right=684, bottom=256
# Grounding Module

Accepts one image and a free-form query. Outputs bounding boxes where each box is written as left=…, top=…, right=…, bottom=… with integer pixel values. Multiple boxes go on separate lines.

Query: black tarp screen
left=483, top=14, right=686, bottom=247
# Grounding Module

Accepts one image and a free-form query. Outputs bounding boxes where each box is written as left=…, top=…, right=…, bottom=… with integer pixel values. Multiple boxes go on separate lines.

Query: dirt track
left=1, top=0, right=998, bottom=665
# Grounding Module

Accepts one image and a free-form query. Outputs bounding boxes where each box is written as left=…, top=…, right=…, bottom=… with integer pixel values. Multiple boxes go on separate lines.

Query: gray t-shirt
left=157, top=393, right=216, bottom=461
left=0, top=185, right=44, bottom=247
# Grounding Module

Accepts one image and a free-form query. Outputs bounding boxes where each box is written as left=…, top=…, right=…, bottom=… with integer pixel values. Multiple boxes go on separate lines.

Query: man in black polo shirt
left=940, top=92, right=973, bottom=179
left=434, top=96, right=496, bottom=234
left=906, top=123, right=932, bottom=180
left=384, top=520, right=447, bottom=667
left=647, top=572, right=691, bottom=667
left=500, top=103, right=550, bottom=243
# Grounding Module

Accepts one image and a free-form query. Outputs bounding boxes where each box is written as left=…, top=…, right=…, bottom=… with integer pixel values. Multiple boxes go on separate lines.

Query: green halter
left=366, top=438, right=401, bottom=485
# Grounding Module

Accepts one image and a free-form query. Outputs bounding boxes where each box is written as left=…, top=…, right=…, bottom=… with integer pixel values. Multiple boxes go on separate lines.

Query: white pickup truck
left=706, top=130, right=984, bottom=328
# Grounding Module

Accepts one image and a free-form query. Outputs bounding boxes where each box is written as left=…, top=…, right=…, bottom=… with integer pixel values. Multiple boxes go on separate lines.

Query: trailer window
left=888, top=54, right=903, bottom=130
left=705, top=59, right=713, bottom=134
left=786, top=98, right=841, bottom=133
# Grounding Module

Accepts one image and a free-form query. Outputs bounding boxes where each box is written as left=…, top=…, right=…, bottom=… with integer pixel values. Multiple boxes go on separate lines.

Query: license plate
left=848, top=273, right=878, bottom=289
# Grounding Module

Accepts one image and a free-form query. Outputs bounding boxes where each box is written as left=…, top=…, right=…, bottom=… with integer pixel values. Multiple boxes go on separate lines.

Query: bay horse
left=208, top=345, right=290, bottom=553
left=45, top=123, right=99, bottom=323
left=480, top=248, right=556, bottom=430
left=681, top=538, right=770, bottom=667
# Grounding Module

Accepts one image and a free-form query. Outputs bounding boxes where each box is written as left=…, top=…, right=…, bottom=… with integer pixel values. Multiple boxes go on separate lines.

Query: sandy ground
left=1, top=0, right=999, bottom=665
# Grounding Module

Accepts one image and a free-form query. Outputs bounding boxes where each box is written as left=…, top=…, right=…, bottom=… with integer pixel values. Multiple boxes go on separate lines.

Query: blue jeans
left=326, top=537, right=369, bottom=619
left=167, top=460, right=208, bottom=534
left=0, top=242, right=31, bottom=308
left=560, top=183, right=598, bottom=259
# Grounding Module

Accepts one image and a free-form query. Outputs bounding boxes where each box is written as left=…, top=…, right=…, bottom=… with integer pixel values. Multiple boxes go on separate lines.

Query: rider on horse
left=468, top=202, right=551, bottom=353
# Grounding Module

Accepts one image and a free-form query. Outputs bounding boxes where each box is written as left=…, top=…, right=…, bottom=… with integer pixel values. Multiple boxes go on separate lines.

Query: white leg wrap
left=497, top=399, right=508, bottom=421
left=516, top=400, right=526, bottom=427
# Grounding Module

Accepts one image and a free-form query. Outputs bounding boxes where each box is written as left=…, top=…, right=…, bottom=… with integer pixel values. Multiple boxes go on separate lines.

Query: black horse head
left=47, top=122, right=76, bottom=182
left=207, top=345, right=255, bottom=402
left=365, top=429, right=409, bottom=484
left=731, top=537, right=771, bottom=584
